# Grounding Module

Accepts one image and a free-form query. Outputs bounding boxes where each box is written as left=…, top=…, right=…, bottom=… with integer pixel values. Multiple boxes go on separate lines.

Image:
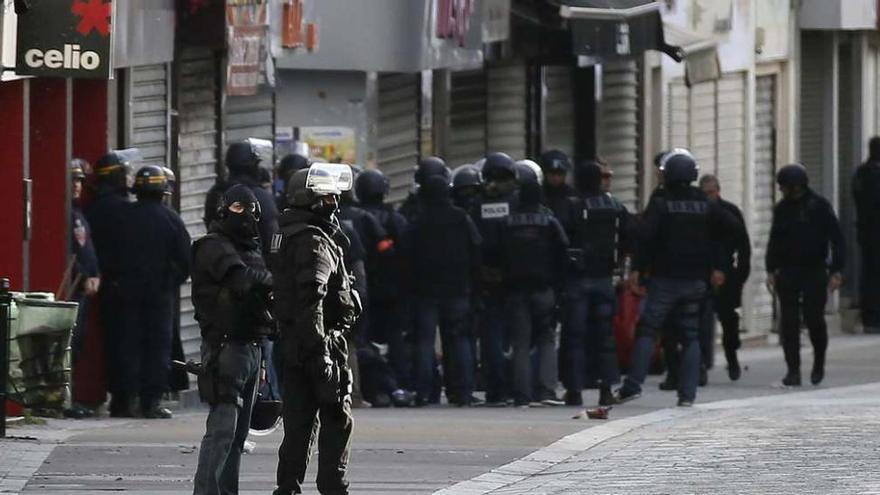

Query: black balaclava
left=220, top=184, right=260, bottom=247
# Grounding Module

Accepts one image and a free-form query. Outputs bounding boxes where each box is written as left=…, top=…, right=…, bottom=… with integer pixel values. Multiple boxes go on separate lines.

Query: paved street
left=5, top=333, right=880, bottom=494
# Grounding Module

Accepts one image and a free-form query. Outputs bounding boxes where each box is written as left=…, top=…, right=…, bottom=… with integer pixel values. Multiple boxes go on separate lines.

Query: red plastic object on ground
left=6, top=399, right=23, bottom=417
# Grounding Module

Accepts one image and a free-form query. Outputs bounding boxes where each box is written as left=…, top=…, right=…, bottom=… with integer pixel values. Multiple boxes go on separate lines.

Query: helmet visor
left=306, top=163, right=354, bottom=195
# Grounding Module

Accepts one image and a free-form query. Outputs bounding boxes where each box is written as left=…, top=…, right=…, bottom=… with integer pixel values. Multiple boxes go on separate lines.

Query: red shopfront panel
left=28, top=79, right=68, bottom=293
left=0, top=81, right=25, bottom=290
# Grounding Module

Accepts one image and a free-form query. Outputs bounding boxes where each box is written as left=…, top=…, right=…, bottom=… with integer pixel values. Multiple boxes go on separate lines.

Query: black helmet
left=95, top=151, right=131, bottom=190
left=515, top=160, right=543, bottom=186
left=278, top=153, right=310, bottom=184
left=538, top=149, right=571, bottom=173
left=482, top=152, right=516, bottom=182
left=662, top=150, right=699, bottom=186
left=226, top=140, right=261, bottom=177
left=162, top=167, right=176, bottom=195
left=217, top=183, right=261, bottom=220
left=132, top=165, right=169, bottom=195
left=452, top=164, right=482, bottom=190
left=249, top=399, right=282, bottom=434
left=286, top=163, right=353, bottom=209
left=70, top=159, right=88, bottom=181
left=414, top=156, right=451, bottom=186
left=573, top=160, right=604, bottom=193
left=354, top=169, right=389, bottom=204
left=776, top=163, right=809, bottom=188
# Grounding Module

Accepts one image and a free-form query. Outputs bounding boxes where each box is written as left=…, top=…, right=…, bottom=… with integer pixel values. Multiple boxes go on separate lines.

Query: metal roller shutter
left=543, top=66, right=575, bottom=159
left=487, top=63, right=528, bottom=160
left=667, top=80, right=690, bottom=149
left=689, top=80, right=717, bottom=175
left=799, top=32, right=825, bottom=192
left=224, top=87, right=274, bottom=159
left=752, top=75, right=777, bottom=336
left=838, top=43, right=858, bottom=299
left=129, top=64, right=170, bottom=168
left=716, top=73, right=746, bottom=209
left=177, top=47, right=220, bottom=363
left=447, top=70, right=487, bottom=167
left=597, top=61, right=640, bottom=211
left=377, top=73, right=420, bottom=203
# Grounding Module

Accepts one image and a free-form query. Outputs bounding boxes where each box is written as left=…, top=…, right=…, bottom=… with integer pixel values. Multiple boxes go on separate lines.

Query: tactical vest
left=192, top=233, right=271, bottom=343
left=655, top=194, right=712, bottom=278
left=504, top=210, right=556, bottom=288
left=572, top=194, right=623, bottom=277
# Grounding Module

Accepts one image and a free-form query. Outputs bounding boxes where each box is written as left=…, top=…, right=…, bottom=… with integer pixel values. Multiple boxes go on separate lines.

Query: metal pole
left=0, top=278, right=11, bottom=438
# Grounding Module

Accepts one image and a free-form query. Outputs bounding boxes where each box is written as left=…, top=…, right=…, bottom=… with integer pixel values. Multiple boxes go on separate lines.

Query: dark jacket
left=766, top=188, right=845, bottom=274
left=71, top=202, right=100, bottom=297
left=634, top=185, right=741, bottom=281
left=565, top=192, right=631, bottom=278
left=191, top=225, right=273, bottom=343
left=84, top=187, right=132, bottom=281
left=360, top=202, right=408, bottom=301
left=501, top=203, right=569, bottom=290
left=853, top=159, right=880, bottom=247
left=121, top=198, right=191, bottom=296
left=543, top=183, right=576, bottom=227
left=716, top=198, right=751, bottom=286
left=272, top=208, right=359, bottom=364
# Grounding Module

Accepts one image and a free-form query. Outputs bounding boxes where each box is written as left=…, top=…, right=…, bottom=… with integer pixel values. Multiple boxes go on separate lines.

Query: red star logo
left=71, top=0, right=112, bottom=37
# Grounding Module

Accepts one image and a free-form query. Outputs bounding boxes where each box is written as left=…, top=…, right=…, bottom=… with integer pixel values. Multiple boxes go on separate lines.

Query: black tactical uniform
left=501, top=170, right=568, bottom=406
left=120, top=166, right=191, bottom=418
left=853, top=138, right=880, bottom=332
left=617, top=151, right=740, bottom=406
left=85, top=152, right=133, bottom=416
left=768, top=164, right=844, bottom=386
left=70, top=161, right=100, bottom=361
left=451, top=164, right=483, bottom=213
left=398, top=156, right=451, bottom=222
left=469, top=152, right=520, bottom=405
left=539, top=150, right=576, bottom=227
left=563, top=161, right=630, bottom=406
left=273, top=167, right=360, bottom=495
left=193, top=185, right=273, bottom=495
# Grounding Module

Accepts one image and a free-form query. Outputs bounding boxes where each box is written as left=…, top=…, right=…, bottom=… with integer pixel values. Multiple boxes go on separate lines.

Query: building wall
left=275, top=70, right=370, bottom=166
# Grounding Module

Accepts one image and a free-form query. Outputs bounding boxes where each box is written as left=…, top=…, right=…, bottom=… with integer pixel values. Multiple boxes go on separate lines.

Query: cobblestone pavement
left=440, top=383, right=880, bottom=495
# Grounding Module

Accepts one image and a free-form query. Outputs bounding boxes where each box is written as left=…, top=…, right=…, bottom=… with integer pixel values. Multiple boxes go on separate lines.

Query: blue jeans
left=507, top=288, right=557, bottom=403
left=562, top=277, right=619, bottom=391
left=414, top=297, right=473, bottom=402
left=479, top=293, right=509, bottom=403
left=622, top=278, right=707, bottom=402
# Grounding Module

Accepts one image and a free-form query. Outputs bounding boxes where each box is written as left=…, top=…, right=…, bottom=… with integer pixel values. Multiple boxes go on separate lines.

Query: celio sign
left=16, top=0, right=113, bottom=79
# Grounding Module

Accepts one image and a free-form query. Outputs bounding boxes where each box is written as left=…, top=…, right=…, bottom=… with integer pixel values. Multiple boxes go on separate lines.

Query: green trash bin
left=11, top=295, right=78, bottom=415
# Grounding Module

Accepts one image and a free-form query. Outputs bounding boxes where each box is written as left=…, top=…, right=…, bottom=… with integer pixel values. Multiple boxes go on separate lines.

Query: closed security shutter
left=224, top=87, right=274, bottom=159
left=177, top=47, right=220, bottom=363
left=128, top=64, right=170, bottom=167
left=377, top=73, right=420, bottom=203
left=447, top=70, right=487, bottom=167
left=716, top=73, right=746, bottom=209
left=667, top=80, right=690, bottom=149
left=752, top=75, right=777, bottom=336
left=487, top=63, right=528, bottom=160
left=799, top=31, right=825, bottom=192
left=597, top=60, right=640, bottom=211
left=689, top=80, right=717, bottom=176
left=543, top=65, right=575, bottom=160
left=838, top=43, right=858, bottom=298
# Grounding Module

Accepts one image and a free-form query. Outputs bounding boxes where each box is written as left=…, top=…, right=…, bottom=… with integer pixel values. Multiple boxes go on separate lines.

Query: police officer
left=192, top=185, right=273, bottom=495
left=502, top=161, right=568, bottom=407
left=205, top=140, right=279, bottom=257
left=853, top=137, right=880, bottom=334
left=399, top=156, right=451, bottom=221
left=699, top=175, right=751, bottom=380
left=767, top=164, right=844, bottom=386
left=616, top=151, right=739, bottom=406
left=67, top=160, right=101, bottom=419
left=539, top=150, right=576, bottom=226
left=273, top=164, right=361, bottom=495
left=276, top=153, right=311, bottom=209
left=121, top=165, right=191, bottom=418
left=354, top=169, right=412, bottom=404
left=563, top=160, right=631, bottom=407
left=470, top=152, right=519, bottom=406
left=405, top=175, right=482, bottom=406
left=451, top=164, right=483, bottom=212
left=85, top=151, right=133, bottom=417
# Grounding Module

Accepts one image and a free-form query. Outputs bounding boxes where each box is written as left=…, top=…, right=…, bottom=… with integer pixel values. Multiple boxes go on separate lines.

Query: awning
left=560, top=1, right=720, bottom=84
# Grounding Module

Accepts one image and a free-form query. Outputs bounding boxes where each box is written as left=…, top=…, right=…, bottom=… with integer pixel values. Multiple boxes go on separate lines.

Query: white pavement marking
left=435, top=382, right=880, bottom=495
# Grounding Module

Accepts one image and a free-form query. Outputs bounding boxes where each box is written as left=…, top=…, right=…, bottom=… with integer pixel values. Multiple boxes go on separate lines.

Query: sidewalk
left=438, top=382, right=880, bottom=495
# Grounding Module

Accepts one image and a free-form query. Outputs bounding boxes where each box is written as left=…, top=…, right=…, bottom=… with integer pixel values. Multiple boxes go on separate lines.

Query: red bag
left=614, top=287, right=642, bottom=371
